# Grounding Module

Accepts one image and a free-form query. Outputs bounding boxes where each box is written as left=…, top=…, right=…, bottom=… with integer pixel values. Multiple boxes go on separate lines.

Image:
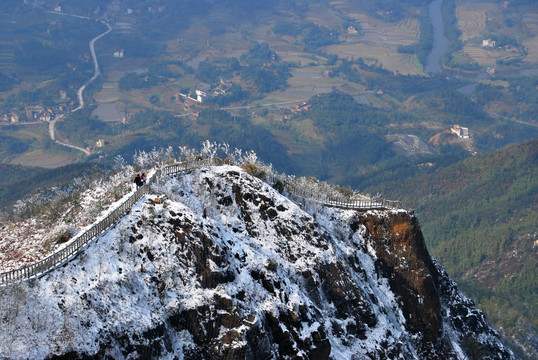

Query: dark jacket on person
left=134, top=174, right=144, bottom=188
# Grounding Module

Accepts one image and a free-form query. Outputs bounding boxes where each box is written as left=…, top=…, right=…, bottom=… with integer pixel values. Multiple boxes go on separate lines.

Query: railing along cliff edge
left=286, top=184, right=401, bottom=210
left=0, top=158, right=400, bottom=285
left=0, top=158, right=213, bottom=285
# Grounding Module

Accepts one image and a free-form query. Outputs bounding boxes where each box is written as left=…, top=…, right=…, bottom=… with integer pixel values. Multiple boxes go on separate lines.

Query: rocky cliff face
left=0, top=165, right=513, bottom=359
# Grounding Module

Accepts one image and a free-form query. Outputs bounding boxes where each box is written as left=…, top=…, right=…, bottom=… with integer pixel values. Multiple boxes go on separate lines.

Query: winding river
left=424, top=0, right=449, bottom=74
left=424, top=0, right=538, bottom=79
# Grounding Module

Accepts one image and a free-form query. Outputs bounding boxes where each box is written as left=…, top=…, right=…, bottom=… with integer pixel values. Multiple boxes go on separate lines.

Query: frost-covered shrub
left=133, top=147, right=175, bottom=170
left=242, top=163, right=266, bottom=180
left=12, top=187, right=81, bottom=224
left=88, top=200, right=104, bottom=218
left=42, top=225, right=76, bottom=251
left=178, top=145, right=198, bottom=162
left=13, top=196, right=46, bottom=219
left=201, top=140, right=219, bottom=161
left=285, top=176, right=351, bottom=203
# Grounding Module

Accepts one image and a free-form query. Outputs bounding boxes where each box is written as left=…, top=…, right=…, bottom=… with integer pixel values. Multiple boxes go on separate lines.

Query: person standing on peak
left=134, top=174, right=143, bottom=190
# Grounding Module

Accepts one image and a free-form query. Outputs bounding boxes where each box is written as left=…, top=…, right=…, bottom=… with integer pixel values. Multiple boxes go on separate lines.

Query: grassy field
left=6, top=123, right=82, bottom=167
left=0, top=120, right=84, bottom=168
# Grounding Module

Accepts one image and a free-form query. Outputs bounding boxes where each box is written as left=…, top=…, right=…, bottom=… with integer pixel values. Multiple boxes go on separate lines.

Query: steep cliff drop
left=0, top=165, right=513, bottom=359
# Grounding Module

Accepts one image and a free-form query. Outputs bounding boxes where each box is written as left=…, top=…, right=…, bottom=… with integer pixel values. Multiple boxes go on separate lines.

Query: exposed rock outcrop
left=0, top=166, right=513, bottom=359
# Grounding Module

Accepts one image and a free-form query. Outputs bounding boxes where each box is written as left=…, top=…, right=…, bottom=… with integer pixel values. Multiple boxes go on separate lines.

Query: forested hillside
left=362, top=139, right=537, bottom=358
left=0, top=163, right=101, bottom=209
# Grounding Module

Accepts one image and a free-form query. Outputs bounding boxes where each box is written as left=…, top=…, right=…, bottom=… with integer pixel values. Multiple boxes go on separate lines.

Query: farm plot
left=522, top=11, right=538, bottom=64
left=324, top=42, right=419, bottom=75
left=11, top=149, right=79, bottom=168
left=462, top=44, right=521, bottom=67
left=322, top=9, right=420, bottom=75
left=455, top=1, right=493, bottom=41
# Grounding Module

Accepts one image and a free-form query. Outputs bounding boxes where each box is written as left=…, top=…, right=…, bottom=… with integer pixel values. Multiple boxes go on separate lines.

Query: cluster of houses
left=113, top=50, right=124, bottom=58
left=375, top=10, right=394, bottom=17
left=2, top=112, right=19, bottom=124
left=179, top=79, right=232, bottom=103
left=279, top=102, right=310, bottom=121
left=482, top=38, right=519, bottom=53
left=2, top=104, right=68, bottom=124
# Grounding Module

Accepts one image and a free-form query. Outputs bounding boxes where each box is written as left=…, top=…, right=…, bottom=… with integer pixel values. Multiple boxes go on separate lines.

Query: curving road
left=48, top=115, right=92, bottom=156
left=72, top=21, right=112, bottom=112
left=45, top=14, right=112, bottom=156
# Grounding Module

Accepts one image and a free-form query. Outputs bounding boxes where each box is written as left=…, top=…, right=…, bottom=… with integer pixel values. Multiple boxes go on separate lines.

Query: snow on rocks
left=0, top=165, right=513, bottom=359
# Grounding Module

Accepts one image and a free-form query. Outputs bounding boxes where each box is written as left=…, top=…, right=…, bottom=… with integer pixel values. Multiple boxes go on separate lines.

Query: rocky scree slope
left=0, top=165, right=513, bottom=359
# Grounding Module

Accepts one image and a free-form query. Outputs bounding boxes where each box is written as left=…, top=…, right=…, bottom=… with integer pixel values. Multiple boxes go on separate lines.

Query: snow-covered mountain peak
left=0, top=165, right=513, bottom=359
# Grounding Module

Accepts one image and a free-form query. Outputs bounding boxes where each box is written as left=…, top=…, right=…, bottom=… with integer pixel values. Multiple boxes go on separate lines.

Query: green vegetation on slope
left=362, top=139, right=537, bottom=357
left=0, top=163, right=101, bottom=209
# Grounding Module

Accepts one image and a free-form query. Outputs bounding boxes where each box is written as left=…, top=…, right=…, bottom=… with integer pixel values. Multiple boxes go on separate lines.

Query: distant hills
left=362, top=139, right=537, bottom=358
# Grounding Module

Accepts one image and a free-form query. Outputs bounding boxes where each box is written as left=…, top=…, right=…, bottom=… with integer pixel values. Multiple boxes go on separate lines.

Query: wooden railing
left=286, top=182, right=401, bottom=210
left=0, top=158, right=213, bottom=285
left=0, top=157, right=399, bottom=285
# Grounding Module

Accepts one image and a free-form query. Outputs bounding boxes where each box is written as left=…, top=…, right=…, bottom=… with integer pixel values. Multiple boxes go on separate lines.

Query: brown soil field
left=462, top=44, right=521, bottom=67
left=455, top=1, right=494, bottom=41
left=91, top=0, right=428, bottom=117
left=456, top=1, right=538, bottom=66
left=522, top=11, right=538, bottom=63
left=324, top=43, right=418, bottom=75
left=330, top=1, right=419, bottom=46
left=305, top=1, right=343, bottom=29
left=320, top=6, right=420, bottom=75
left=11, top=150, right=79, bottom=168
left=523, top=36, right=538, bottom=63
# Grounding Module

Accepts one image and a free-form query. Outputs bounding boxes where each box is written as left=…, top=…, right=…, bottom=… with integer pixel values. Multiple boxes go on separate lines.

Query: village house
left=25, top=105, right=45, bottom=120
left=195, top=89, right=208, bottom=102
left=290, top=102, right=310, bottom=114
left=347, top=26, right=359, bottom=34
left=39, top=113, right=51, bottom=122
left=482, top=39, right=496, bottom=48
left=179, top=81, right=234, bottom=104
left=3, top=113, right=19, bottom=123
left=451, top=125, right=470, bottom=139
